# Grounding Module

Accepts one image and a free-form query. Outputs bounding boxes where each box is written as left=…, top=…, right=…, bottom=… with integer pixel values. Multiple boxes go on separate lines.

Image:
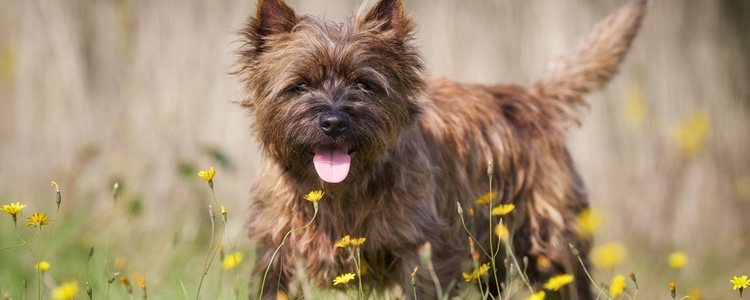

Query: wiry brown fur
left=236, top=0, right=647, bottom=299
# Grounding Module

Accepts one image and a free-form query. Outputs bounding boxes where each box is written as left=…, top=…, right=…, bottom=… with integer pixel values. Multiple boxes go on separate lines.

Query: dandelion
left=335, top=235, right=351, bottom=248
left=333, top=273, right=356, bottom=286
left=197, top=167, right=216, bottom=182
left=536, top=255, right=551, bottom=270
left=490, top=203, right=515, bottom=216
left=462, top=263, right=490, bottom=282
left=36, top=261, right=51, bottom=273
left=668, top=281, right=676, bottom=299
left=349, top=237, right=366, bottom=247
left=138, top=278, right=147, bottom=299
left=222, top=251, right=243, bottom=270
left=576, top=208, right=603, bottom=238
left=27, top=212, right=50, bottom=228
left=51, top=280, right=79, bottom=300
left=543, top=274, right=574, bottom=291
left=673, top=111, right=710, bottom=158
left=526, top=291, right=546, bottom=300
left=474, top=191, right=497, bottom=205
left=668, top=251, right=688, bottom=269
left=609, top=274, right=626, bottom=298
left=494, top=223, right=509, bottom=241
left=303, top=190, right=324, bottom=203
left=2, top=202, right=26, bottom=223
left=687, top=288, right=702, bottom=300
left=731, top=275, right=750, bottom=296
left=591, top=242, right=626, bottom=269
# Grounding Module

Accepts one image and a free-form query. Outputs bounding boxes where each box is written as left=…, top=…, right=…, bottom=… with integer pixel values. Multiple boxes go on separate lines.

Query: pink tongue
left=313, top=147, right=351, bottom=183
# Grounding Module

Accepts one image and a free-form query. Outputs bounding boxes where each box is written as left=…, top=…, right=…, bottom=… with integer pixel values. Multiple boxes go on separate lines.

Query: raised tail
left=531, top=0, right=648, bottom=124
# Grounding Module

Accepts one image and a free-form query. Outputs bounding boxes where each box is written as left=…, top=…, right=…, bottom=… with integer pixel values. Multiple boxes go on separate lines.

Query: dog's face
left=238, top=0, right=425, bottom=183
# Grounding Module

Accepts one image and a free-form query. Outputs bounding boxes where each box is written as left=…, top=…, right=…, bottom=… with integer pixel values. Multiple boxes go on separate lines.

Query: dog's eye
left=288, top=83, right=308, bottom=95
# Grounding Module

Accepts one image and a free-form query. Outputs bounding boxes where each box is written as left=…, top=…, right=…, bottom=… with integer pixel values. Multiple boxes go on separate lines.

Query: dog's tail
left=530, top=0, right=647, bottom=124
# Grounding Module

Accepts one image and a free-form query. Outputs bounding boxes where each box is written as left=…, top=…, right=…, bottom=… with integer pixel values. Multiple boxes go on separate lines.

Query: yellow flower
left=2, top=202, right=26, bottom=217
left=576, top=209, right=603, bottom=238
left=349, top=237, right=367, bottom=247
left=474, top=191, right=497, bottom=205
left=624, top=83, right=647, bottom=127
left=335, top=235, right=351, bottom=248
left=543, top=274, right=574, bottom=291
left=27, top=212, right=50, bottom=228
left=731, top=275, right=750, bottom=290
left=462, top=263, right=490, bottom=282
left=591, top=242, right=626, bottom=269
left=494, top=224, right=509, bottom=241
left=36, top=261, right=51, bottom=273
left=138, top=278, right=146, bottom=289
left=303, top=190, right=324, bottom=203
left=526, top=291, right=546, bottom=300
left=332, top=273, right=356, bottom=286
left=609, top=274, right=626, bottom=298
left=490, top=204, right=515, bottom=216
left=197, top=167, right=216, bottom=182
left=51, top=280, right=78, bottom=300
left=673, top=111, right=710, bottom=158
left=668, top=251, right=688, bottom=269
left=687, top=288, right=702, bottom=300
left=222, top=251, right=243, bottom=270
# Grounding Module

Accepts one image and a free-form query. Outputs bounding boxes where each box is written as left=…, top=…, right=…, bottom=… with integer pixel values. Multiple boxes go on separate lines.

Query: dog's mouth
left=312, top=145, right=353, bottom=183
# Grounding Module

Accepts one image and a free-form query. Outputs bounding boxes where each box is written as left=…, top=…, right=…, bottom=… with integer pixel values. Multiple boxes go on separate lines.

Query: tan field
left=0, top=0, right=748, bottom=299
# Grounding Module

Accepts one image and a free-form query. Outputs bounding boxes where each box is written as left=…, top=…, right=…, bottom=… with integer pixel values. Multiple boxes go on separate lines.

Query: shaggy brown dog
left=237, top=0, right=646, bottom=298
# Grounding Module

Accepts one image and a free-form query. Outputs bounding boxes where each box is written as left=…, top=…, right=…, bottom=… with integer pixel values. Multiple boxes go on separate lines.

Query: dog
left=236, top=0, right=646, bottom=298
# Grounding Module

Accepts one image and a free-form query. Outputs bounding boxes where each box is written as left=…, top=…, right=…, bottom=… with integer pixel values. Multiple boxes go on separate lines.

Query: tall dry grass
left=1, top=0, right=748, bottom=298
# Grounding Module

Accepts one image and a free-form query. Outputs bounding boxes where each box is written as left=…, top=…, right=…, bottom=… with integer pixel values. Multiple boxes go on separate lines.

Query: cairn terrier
left=237, top=0, right=646, bottom=298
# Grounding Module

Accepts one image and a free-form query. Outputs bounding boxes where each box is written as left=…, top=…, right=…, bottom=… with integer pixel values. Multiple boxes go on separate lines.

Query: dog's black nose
left=319, top=112, right=349, bottom=138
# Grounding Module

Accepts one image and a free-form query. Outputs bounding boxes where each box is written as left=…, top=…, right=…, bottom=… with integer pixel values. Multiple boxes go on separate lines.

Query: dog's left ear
left=357, top=0, right=411, bottom=37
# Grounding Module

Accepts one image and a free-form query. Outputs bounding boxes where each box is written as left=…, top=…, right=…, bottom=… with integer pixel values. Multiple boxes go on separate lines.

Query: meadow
left=1, top=0, right=749, bottom=299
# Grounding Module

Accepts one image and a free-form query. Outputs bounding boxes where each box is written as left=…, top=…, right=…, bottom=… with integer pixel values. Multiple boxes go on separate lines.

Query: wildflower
left=526, top=291, right=546, bottom=300
left=27, top=212, right=50, bottom=228
left=349, top=237, right=366, bottom=247
left=543, top=274, right=574, bottom=291
left=609, top=274, right=626, bottom=298
left=197, top=167, right=216, bottom=182
left=121, top=276, right=133, bottom=294
left=222, top=251, right=243, bottom=270
left=462, top=263, right=490, bottom=282
left=490, top=203, right=515, bottom=216
left=335, top=235, right=351, bottom=248
left=667, top=251, right=687, bottom=269
left=576, top=209, right=603, bottom=238
left=2, top=202, right=26, bottom=222
left=333, top=273, right=356, bottom=286
left=51, top=280, right=79, bottom=300
left=494, top=223, right=509, bottom=241
left=591, top=242, right=626, bottom=269
left=303, top=190, right=324, bottom=203
left=668, top=281, right=676, bottom=299
left=36, top=261, right=51, bottom=273
left=731, top=275, right=750, bottom=295
left=687, top=288, right=702, bottom=300
left=673, top=111, right=710, bottom=158
left=138, top=278, right=147, bottom=299
left=624, top=84, right=647, bottom=126
left=536, top=255, right=551, bottom=270
left=474, top=192, right=497, bottom=205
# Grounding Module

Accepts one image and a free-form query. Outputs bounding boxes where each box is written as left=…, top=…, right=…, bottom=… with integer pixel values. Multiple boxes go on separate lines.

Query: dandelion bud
left=410, top=266, right=419, bottom=286
left=628, top=272, right=639, bottom=289
left=456, top=202, right=463, bottom=216
left=487, top=160, right=494, bottom=177
left=51, top=181, right=61, bottom=211
left=86, top=282, right=93, bottom=300
left=208, top=205, right=215, bottom=222
left=108, top=272, right=119, bottom=284
left=568, top=243, right=580, bottom=256
left=668, top=281, right=676, bottom=299
left=220, top=204, right=228, bottom=222
left=112, top=182, right=120, bottom=202
left=88, top=247, right=95, bottom=260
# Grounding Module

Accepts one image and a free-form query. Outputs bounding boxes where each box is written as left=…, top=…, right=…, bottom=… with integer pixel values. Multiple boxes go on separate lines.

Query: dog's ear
left=255, top=0, right=297, bottom=37
left=357, top=0, right=411, bottom=37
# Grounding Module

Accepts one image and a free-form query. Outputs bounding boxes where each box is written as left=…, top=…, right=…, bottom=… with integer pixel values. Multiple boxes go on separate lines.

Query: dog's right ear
left=254, top=0, right=297, bottom=37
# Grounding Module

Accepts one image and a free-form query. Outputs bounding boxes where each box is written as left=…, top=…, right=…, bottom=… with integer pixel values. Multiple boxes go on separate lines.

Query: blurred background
left=0, top=0, right=748, bottom=298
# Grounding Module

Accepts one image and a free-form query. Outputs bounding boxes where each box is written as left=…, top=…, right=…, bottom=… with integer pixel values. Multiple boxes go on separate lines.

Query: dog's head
left=238, top=0, right=425, bottom=183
